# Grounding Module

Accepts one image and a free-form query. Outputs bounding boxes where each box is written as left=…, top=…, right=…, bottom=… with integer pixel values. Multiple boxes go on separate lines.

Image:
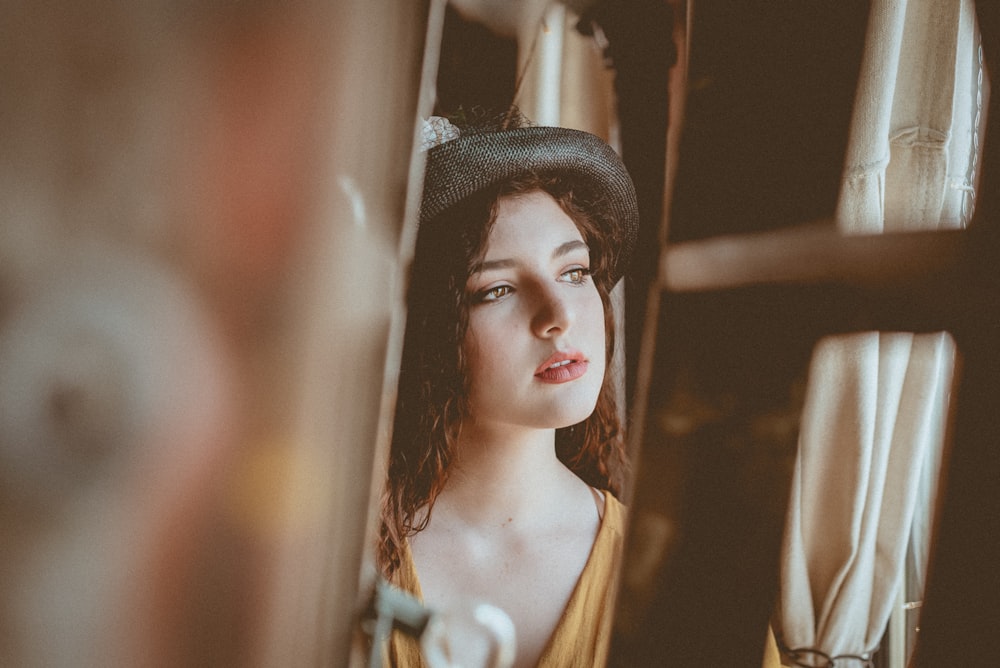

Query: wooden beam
left=662, top=225, right=965, bottom=293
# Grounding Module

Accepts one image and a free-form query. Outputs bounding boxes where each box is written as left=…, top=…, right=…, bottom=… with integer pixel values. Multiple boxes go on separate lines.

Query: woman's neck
left=430, top=422, right=587, bottom=529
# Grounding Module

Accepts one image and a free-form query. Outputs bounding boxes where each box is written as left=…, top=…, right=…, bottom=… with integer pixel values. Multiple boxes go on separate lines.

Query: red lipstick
left=535, top=350, right=588, bottom=384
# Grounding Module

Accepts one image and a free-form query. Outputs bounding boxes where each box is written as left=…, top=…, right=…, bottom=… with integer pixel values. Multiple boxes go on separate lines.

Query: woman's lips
left=535, top=351, right=588, bottom=384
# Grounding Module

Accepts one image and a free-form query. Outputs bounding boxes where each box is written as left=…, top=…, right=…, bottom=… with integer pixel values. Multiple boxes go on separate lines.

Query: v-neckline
left=401, top=491, right=616, bottom=666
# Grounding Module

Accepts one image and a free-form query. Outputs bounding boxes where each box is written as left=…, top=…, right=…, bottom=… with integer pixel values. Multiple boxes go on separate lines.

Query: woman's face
left=462, top=190, right=607, bottom=434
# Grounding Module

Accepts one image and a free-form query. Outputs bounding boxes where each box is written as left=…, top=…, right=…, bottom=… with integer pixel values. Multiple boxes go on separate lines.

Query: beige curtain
left=778, top=0, right=983, bottom=663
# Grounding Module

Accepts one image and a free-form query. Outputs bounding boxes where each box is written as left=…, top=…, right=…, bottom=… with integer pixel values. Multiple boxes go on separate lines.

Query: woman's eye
left=562, top=267, right=591, bottom=284
left=477, top=285, right=512, bottom=302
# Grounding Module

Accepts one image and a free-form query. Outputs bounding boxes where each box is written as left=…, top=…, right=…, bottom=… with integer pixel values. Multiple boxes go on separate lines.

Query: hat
left=419, top=115, right=638, bottom=286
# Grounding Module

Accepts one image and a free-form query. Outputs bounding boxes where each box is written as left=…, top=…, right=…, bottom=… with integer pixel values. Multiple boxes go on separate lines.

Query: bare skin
left=409, top=424, right=602, bottom=667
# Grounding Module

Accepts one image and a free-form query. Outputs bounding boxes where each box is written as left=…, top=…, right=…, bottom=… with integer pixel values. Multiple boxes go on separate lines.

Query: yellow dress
left=385, top=493, right=782, bottom=667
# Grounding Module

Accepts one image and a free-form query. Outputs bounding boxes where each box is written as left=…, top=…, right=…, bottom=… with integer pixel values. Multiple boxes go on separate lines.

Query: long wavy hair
left=376, top=170, right=628, bottom=579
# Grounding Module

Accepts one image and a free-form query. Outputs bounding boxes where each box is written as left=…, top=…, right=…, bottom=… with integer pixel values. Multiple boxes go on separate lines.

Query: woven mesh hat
left=420, top=116, right=638, bottom=286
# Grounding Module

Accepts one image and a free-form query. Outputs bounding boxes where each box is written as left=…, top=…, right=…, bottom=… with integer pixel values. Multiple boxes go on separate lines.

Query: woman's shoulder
left=603, top=490, right=625, bottom=512
left=390, top=538, right=423, bottom=601
left=599, top=489, right=627, bottom=532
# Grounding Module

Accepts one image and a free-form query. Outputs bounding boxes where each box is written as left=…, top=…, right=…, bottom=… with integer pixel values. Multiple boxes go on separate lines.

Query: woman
left=376, top=111, right=779, bottom=667
left=376, top=109, right=632, bottom=668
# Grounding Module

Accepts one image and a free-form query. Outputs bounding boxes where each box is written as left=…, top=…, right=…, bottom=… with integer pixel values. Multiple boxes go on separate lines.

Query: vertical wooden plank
left=911, top=2, right=1000, bottom=663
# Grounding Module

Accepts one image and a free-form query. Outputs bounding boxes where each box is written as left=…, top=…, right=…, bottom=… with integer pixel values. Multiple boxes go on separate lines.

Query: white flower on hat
left=420, top=116, right=461, bottom=152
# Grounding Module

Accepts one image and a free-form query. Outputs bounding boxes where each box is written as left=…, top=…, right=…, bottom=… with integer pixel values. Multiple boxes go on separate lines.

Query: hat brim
left=421, top=126, right=638, bottom=286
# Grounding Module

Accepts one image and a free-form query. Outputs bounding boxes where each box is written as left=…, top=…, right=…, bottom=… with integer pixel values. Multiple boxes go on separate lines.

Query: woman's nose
left=530, top=285, right=573, bottom=338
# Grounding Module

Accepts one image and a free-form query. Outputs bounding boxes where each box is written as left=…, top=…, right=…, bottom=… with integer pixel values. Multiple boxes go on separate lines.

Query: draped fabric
left=777, top=0, right=983, bottom=663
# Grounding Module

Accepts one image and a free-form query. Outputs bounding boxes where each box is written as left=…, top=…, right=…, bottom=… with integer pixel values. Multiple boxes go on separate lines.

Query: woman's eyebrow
left=471, top=239, right=589, bottom=274
left=471, top=257, right=516, bottom=273
left=554, top=239, right=589, bottom=258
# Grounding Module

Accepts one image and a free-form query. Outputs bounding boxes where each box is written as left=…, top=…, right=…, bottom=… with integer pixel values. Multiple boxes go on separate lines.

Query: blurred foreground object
left=363, top=580, right=516, bottom=668
left=0, top=1, right=433, bottom=665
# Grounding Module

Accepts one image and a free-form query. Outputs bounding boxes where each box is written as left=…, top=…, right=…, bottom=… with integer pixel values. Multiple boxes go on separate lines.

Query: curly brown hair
left=376, top=170, right=628, bottom=579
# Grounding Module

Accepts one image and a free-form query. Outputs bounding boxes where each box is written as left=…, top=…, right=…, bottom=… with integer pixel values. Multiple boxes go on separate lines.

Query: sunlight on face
left=463, top=190, right=606, bottom=435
